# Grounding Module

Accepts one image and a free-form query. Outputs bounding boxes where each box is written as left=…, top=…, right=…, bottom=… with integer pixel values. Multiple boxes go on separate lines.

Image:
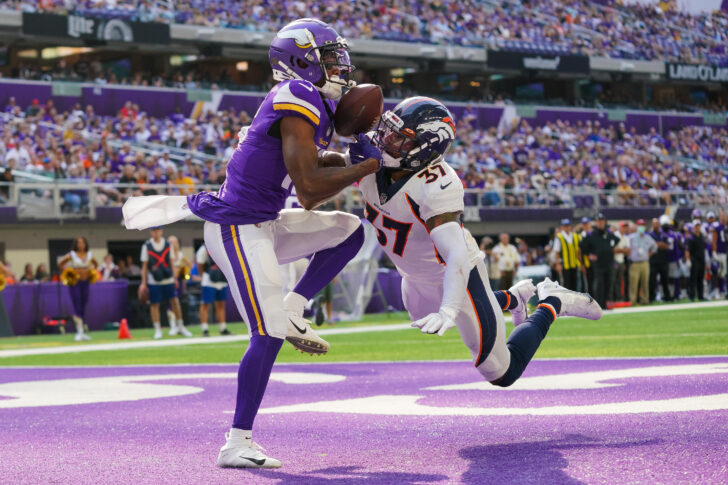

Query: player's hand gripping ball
left=333, top=84, right=383, bottom=137
left=411, top=307, right=457, bottom=336
left=348, top=133, right=382, bottom=170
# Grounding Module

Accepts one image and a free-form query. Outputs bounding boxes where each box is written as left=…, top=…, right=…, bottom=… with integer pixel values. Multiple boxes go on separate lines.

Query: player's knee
left=333, top=211, right=362, bottom=239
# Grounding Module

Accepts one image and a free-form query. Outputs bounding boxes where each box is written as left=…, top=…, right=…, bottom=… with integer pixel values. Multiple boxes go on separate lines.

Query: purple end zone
left=1, top=358, right=727, bottom=484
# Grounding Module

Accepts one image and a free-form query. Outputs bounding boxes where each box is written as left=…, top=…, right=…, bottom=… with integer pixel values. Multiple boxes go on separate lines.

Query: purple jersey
left=711, top=222, right=727, bottom=254
left=187, top=80, right=336, bottom=225
left=665, top=230, right=682, bottom=263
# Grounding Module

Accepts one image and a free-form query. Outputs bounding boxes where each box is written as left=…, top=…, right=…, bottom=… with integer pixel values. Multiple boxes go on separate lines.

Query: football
left=333, top=84, right=383, bottom=137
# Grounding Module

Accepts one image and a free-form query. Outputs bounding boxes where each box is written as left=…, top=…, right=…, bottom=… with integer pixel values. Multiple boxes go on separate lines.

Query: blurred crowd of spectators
left=11, top=60, right=235, bottom=91
left=0, top=96, right=726, bottom=211
left=3, top=0, right=726, bottom=64
left=450, top=112, right=728, bottom=207
left=479, top=211, right=728, bottom=310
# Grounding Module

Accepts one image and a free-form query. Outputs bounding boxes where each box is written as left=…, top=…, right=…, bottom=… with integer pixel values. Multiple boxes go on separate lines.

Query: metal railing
left=2, top=182, right=724, bottom=222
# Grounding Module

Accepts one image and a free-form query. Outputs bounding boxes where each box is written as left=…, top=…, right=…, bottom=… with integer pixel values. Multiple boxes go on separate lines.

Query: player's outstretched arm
left=281, top=117, right=379, bottom=210
left=411, top=212, right=469, bottom=336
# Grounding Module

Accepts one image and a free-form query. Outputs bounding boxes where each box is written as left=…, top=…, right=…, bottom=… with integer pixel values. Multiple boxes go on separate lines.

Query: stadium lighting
left=236, top=61, right=249, bottom=72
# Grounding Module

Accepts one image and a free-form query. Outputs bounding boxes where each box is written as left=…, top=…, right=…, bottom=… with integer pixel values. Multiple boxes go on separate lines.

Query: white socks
left=283, top=292, right=307, bottom=318
left=219, top=322, right=227, bottom=331
left=201, top=322, right=209, bottom=331
left=228, top=428, right=252, bottom=442
left=167, top=310, right=177, bottom=330
left=153, top=322, right=161, bottom=331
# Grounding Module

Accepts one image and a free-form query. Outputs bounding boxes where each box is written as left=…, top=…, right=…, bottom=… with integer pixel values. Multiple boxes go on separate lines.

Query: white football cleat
left=217, top=434, right=281, bottom=469
left=168, top=326, right=179, bottom=336
left=508, top=279, right=536, bottom=326
left=285, top=313, right=329, bottom=355
left=153, top=328, right=163, bottom=339
left=537, top=277, right=602, bottom=320
left=74, top=333, right=91, bottom=341
left=179, top=326, right=193, bottom=337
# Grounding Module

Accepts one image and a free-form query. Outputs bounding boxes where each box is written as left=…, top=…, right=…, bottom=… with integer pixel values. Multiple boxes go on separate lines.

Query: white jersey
left=358, top=160, right=480, bottom=282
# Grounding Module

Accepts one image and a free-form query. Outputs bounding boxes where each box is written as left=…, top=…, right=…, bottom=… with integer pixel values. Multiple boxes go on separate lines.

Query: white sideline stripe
left=3, top=355, right=728, bottom=369
left=0, top=300, right=726, bottom=358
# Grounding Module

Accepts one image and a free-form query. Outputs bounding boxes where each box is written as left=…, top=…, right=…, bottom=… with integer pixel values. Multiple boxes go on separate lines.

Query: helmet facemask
left=313, top=39, right=355, bottom=99
left=374, top=110, right=420, bottom=170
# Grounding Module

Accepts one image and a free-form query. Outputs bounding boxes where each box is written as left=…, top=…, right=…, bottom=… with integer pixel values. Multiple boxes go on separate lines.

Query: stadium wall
left=1, top=222, right=201, bottom=272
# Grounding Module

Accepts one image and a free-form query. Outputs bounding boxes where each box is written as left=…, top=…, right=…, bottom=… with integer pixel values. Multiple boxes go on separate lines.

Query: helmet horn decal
left=276, top=28, right=315, bottom=49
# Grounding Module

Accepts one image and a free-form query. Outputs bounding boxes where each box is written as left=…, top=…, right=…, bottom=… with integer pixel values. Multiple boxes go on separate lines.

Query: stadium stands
left=1, top=90, right=725, bottom=214
left=4, top=0, right=727, bottom=64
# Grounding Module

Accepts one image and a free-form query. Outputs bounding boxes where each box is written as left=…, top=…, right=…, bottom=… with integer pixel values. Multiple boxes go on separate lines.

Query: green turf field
left=1, top=304, right=726, bottom=366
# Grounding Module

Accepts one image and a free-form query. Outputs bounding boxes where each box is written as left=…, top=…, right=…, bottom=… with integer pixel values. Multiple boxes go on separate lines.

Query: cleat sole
left=285, top=336, right=329, bottom=355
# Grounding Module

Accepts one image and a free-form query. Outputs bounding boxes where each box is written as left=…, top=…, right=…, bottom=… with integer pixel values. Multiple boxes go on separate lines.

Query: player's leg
left=148, top=286, right=163, bottom=339
left=275, top=209, right=363, bottom=298
left=70, top=280, right=90, bottom=341
left=204, top=221, right=284, bottom=468
left=272, top=209, right=364, bottom=352
left=491, top=280, right=536, bottom=327
left=492, top=277, right=601, bottom=387
left=639, top=262, right=650, bottom=304
left=215, top=292, right=229, bottom=334
left=450, top=262, right=512, bottom=382
left=629, top=263, right=640, bottom=305
left=454, top=260, right=600, bottom=386
left=168, top=294, right=192, bottom=336
left=668, top=262, right=680, bottom=301
left=199, top=286, right=213, bottom=336
left=718, top=254, right=727, bottom=298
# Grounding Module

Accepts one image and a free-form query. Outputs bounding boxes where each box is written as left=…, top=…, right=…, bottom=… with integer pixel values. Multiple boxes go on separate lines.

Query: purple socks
left=293, top=223, right=364, bottom=299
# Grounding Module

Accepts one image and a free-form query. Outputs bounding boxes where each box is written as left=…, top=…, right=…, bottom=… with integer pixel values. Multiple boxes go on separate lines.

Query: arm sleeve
left=271, top=80, right=324, bottom=128
left=139, top=243, right=148, bottom=263
left=418, top=164, right=465, bottom=221
left=429, top=222, right=472, bottom=314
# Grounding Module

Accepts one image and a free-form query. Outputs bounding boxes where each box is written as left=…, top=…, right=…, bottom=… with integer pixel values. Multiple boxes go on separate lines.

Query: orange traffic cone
left=118, top=318, right=132, bottom=339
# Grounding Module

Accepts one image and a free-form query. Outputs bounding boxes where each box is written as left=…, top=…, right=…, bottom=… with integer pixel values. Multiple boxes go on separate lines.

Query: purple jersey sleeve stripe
left=273, top=103, right=320, bottom=125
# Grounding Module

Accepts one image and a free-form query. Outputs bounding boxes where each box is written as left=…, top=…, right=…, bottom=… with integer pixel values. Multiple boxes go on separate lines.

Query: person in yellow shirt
left=170, top=169, right=196, bottom=195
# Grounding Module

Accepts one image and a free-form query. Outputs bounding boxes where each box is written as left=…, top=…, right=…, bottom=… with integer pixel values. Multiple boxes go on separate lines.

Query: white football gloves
left=411, top=306, right=458, bottom=336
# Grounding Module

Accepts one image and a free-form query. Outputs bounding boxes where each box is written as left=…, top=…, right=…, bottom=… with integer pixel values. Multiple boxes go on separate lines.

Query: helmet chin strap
left=318, top=76, right=355, bottom=99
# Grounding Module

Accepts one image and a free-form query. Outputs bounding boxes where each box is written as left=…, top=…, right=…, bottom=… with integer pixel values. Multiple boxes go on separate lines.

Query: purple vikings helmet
left=269, top=18, right=355, bottom=99
left=691, top=208, right=702, bottom=220
left=374, top=97, right=456, bottom=171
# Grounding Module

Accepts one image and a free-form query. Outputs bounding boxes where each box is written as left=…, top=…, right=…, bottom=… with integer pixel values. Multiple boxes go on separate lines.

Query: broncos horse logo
left=418, top=117, right=456, bottom=143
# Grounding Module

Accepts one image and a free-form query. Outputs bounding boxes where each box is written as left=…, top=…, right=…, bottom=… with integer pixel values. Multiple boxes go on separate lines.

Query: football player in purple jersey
left=124, top=18, right=383, bottom=468
left=707, top=211, right=727, bottom=299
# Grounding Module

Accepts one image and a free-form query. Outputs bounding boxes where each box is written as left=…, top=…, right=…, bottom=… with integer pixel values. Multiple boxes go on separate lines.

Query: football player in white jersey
left=353, top=97, right=602, bottom=385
